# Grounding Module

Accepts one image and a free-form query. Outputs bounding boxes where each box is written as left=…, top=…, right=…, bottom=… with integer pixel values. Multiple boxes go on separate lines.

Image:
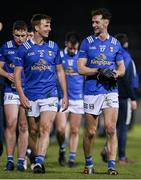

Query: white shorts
left=27, top=97, right=59, bottom=117
left=4, top=93, right=20, bottom=105
left=84, top=93, right=119, bottom=115
left=60, top=99, right=84, bottom=114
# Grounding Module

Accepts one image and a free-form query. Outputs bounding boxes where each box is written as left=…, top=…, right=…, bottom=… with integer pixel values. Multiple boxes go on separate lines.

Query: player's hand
left=19, top=94, right=30, bottom=109
left=131, top=100, right=137, bottom=110
left=7, top=73, right=14, bottom=82
left=61, top=95, right=68, bottom=112
left=112, top=70, right=119, bottom=79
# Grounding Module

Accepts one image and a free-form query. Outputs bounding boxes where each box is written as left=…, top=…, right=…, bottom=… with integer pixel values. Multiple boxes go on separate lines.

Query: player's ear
left=104, top=19, right=109, bottom=26
left=34, top=25, right=39, bottom=32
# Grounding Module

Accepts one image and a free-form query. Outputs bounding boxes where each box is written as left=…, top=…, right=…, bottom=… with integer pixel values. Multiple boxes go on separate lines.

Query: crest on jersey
left=110, top=47, right=114, bottom=52
left=98, top=53, right=107, bottom=61
left=68, top=59, right=74, bottom=66
left=37, top=59, right=46, bottom=65
left=48, top=51, right=52, bottom=56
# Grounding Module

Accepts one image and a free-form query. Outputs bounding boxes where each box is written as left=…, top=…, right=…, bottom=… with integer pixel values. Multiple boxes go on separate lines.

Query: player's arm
left=56, top=64, right=68, bottom=111
left=115, top=60, right=125, bottom=78
left=0, top=61, right=14, bottom=82
left=78, top=58, right=98, bottom=76
left=14, top=66, right=29, bottom=108
left=78, top=38, right=98, bottom=76
left=0, top=45, right=14, bottom=81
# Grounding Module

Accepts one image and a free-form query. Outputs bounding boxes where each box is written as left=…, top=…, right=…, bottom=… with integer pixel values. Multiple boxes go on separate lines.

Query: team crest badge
left=110, top=47, right=114, bottom=52
left=48, top=51, right=52, bottom=56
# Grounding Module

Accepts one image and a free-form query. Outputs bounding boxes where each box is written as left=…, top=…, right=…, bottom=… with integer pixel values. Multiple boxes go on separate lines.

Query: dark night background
left=0, top=0, right=141, bottom=86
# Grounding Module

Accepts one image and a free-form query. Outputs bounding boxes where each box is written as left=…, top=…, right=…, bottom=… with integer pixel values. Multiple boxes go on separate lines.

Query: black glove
left=97, top=68, right=117, bottom=90
left=97, top=68, right=116, bottom=80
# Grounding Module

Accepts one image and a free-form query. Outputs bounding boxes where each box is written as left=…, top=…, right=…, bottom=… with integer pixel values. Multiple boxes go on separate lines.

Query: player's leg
left=17, top=106, right=28, bottom=171
left=117, top=98, right=133, bottom=164
left=103, top=93, right=119, bottom=175
left=83, top=113, right=98, bottom=174
left=83, top=95, right=103, bottom=174
left=68, top=112, right=81, bottom=167
left=103, top=107, right=118, bottom=175
left=4, top=103, right=19, bottom=170
left=33, top=110, right=56, bottom=173
left=55, top=112, right=68, bottom=166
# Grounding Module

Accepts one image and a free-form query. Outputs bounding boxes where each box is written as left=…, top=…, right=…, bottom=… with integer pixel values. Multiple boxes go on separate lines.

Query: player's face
left=66, top=42, right=79, bottom=56
left=13, top=29, right=27, bottom=45
left=27, top=31, right=34, bottom=40
left=36, top=19, right=51, bottom=38
left=92, top=15, right=109, bottom=36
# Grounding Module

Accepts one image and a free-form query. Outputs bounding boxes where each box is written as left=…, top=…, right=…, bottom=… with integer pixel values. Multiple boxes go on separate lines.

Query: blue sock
left=35, top=155, right=45, bottom=165
left=17, top=158, right=24, bottom=165
left=60, top=143, right=66, bottom=152
left=69, top=152, right=76, bottom=162
left=85, top=156, right=93, bottom=168
left=7, top=155, right=14, bottom=162
left=108, top=160, right=116, bottom=169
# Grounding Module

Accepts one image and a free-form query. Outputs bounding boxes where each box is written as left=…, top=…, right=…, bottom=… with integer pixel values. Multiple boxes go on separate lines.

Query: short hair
left=12, top=20, right=28, bottom=31
left=28, top=24, right=33, bottom=33
left=65, top=32, right=80, bottom=45
left=114, top=33, right=128, bottom=46
left=91, top=8, right=112, bottom=21
left=31, top=14, right=51, bottom=32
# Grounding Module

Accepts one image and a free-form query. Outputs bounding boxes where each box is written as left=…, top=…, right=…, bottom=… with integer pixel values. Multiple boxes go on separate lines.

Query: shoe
left=58, top=151, right=66, bottom=166
left=83, top=167, right=95, bottom=174
left=33, top=163, right=45, bottom=174
left=119, top=158, right=135, bottom=165
left=17, top=163, right=25, bottom=171
left=100, top=146, right=108, bottom=163
left=107, top=168, right=118, bottom=175
left=30, top=163, right=44, bottom=171
left=5, top=161, right=14, bottom=171
left=26, top=149, right=35, bottom=164
left=31, top=163, right=35, bottom=170
left=68, top=160, right=75, bottom=168
left=24, top=159, right=27, bottom=170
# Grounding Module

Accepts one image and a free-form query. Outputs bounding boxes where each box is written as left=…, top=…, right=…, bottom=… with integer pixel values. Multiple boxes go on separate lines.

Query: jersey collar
left=95, top=34, right=110, bottom=40
left=64, top=47, right=78, bottom=55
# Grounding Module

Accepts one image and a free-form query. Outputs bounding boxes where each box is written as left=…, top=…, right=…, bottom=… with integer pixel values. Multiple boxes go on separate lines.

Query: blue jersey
left=0, top=40, right=22, bottom=94
left=122, top=48, right=139, bottom=88
left=15, top=39, right=61, bottom=101
left=58, top=48, right=84, bottom=100
left=118, top=47, right=138, bottom=100
left=79, top=35, right=123, bottom=95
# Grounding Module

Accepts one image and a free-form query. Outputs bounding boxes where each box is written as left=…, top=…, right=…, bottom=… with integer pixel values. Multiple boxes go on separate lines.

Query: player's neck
left=98, top=31, right=109, bottom=41
left=33, top=33, right=45, bottom=45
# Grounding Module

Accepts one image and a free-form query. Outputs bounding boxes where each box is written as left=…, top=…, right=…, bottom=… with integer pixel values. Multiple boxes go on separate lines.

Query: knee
left=40, top=125, right=50, bottom=136
left=106, top=126, right=116, bottom=136
left=19, top=123, right=28, bottom=134
left=87, top=127, right=97, bottom=139
left=6, top=121, right=16, bottom=132
left=57, top=127, right=65, bottom=136
left=30, top=127, right=38, bottom=137
left=70, top=127, right=79, bottom=136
